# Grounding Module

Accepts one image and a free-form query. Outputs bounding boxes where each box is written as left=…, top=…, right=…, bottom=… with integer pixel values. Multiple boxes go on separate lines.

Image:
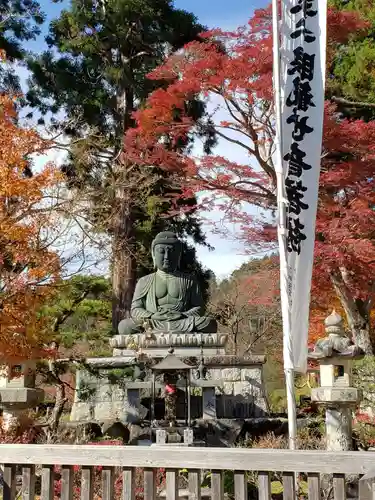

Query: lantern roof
left=152, top=349, right=191, bottom=372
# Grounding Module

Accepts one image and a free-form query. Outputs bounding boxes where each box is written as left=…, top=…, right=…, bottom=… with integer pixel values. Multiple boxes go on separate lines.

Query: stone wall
left=70, top=365, right=144, bottom=423
left=206, top=364, right=268, bottom=419
left=70, top=355, right=268, bottom=424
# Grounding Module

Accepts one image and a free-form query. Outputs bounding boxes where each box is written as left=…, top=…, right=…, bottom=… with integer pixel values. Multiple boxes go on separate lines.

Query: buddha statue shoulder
left=118, top=231, right=217, bottom=335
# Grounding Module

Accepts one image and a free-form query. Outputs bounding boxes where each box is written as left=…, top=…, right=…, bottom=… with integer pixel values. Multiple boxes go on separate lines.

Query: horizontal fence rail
left=0, top=444, right=374, bottom=472
left=0, top=445, right=374, bottom=499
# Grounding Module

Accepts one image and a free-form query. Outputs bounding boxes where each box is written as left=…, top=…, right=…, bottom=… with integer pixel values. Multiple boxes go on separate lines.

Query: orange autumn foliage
left=309, top=296, right=346, bottom=344
left=0, top=92, right=62, bottom=361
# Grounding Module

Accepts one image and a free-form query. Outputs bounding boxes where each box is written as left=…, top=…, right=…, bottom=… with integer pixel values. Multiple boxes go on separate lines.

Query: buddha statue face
left=154, top=243, right=180, bottom=272
left=152, top=232, right=181, bottom=272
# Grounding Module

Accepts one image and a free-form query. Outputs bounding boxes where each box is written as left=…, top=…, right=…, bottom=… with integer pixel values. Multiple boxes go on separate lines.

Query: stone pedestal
left=325, top=407, right=352, bottom=451
left=110, top=332, right=228, bottom=357
left=309, top=311, right=364, bottom=451
left=202, top=387, right=216, bottom=419
left=156, top=429, right=166, bottom=444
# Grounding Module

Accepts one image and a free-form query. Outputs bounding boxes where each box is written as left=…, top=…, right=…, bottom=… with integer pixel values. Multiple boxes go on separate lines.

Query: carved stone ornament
left=308, top=310, right=364, bottom=360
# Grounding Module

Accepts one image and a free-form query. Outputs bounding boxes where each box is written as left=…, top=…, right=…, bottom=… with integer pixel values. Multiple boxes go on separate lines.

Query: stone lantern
left=0, top=361, right=44, bottom=431
left=309, top=310, right=364, bottom=451
left=152, top=348, right=192, bottom=426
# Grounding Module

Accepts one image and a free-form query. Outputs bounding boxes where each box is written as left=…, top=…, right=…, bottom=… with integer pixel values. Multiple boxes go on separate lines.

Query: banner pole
left=272, top=0, right=297, bottom=451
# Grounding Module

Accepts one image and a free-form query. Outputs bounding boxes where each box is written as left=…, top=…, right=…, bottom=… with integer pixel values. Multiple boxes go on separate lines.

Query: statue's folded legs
left=118, top=318, right=143, bottom=336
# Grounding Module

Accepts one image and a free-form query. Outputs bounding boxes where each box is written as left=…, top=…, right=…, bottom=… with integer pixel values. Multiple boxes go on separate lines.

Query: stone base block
left=113, top=347, right=225, bottom=357
left=312, top=387, right=361, bottom=405
left=207, top=363, right=268, bottom=418
left=70, top=355, right=268, bottom=423
left=326, top=406, right=353, bottom=451
left=0, top=388, right=44, bottom=409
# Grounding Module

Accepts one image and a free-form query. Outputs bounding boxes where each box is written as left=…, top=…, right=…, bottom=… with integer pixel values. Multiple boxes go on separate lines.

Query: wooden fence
left=0, top=444, right=375, bottom=499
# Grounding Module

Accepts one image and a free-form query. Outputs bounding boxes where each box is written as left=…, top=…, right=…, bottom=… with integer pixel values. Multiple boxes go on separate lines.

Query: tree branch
left=331, top=96, right=375, bottom=109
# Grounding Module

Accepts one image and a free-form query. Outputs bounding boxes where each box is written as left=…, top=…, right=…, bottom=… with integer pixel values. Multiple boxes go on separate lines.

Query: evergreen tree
left=26, top=0, right=213, bottom=331
left=0, top=0, right=45, bottom=91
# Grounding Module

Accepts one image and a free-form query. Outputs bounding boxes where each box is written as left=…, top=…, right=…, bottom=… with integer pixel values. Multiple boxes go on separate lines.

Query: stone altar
left=70, top=353, right=268, bottom=424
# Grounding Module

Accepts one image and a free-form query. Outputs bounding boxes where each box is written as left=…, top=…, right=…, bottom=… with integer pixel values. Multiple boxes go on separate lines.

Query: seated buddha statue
left=118, top=231, right=217, bottom=335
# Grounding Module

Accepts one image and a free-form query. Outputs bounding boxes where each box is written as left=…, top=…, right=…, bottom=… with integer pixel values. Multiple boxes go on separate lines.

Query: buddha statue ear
left=152, top=250, right=156, bottom=268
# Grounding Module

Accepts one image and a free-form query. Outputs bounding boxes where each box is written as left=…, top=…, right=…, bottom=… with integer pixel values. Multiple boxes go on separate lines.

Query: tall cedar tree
left=125, top=5, right=375, bottom=353
left=0, top=81, right=61, bottom=361
left=26, top=0, right=213, bottom=331
left=0, top=0, right=44, bottom=92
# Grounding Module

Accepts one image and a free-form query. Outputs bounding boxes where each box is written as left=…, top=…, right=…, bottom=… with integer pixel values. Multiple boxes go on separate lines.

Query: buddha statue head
left=151, top=231, right=182, bottom=272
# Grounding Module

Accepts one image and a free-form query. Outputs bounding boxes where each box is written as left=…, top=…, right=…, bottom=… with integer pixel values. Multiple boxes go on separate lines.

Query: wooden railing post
left=81, top=466, right=94, bottom=500
left=258, top=471, right=271, bottom=500
left=166, top=469, right=178, bottom=500
left=307, top=473, right=320, bottom=500
left=211, top=470, right=224, bottom=500
left=234, top=470, right=247, bottom=500
left=283, top=472, right=296, bottom=500
left=144, top=468, right=156, bottom=500
left=3, top=464, right=16, bottom=500
left=122, top=467, right=135, bottom=500
left=333, top=474, right=346, bottom=500
left=41, top=465, right=54, bottom=500
left=188, top=470, right=201, bottom=500
left=61, top=465, right=74, bottom=500
left=102, top=466, right=115, bottom=500
left=360, top=472, right=375, bottom=500
left=22, top=465, right=36, bottom=500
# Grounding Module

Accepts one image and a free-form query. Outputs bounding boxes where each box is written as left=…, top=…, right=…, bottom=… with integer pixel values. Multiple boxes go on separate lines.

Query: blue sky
left=174, top=0, right=266, bottom=28
left=34, top=0, right=266, bottom=48
left=27, top=0, right=269, bottom=279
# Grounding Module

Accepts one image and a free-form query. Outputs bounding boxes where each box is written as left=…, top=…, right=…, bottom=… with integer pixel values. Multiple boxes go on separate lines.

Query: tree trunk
left=111, top=194, right=136, bottom=332
left=111, top=65, right=137, bottom=332
left=330, top=270, right=373, bottom=354
left=47, top=382, right=67, bottom=442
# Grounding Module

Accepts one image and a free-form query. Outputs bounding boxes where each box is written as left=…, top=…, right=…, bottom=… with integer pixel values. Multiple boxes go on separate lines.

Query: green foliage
left=89, top=347, right=113, bottom=357
left=41, top=275, right=112, bottom=354
left=107, top=367, right=134, bottom=385
left=353, top=355, right=375, bottom=412
left=328, top=0, right=375, bottom=119
left=333, top=39, right=375, bottom=104
left=267, top=385, right=312, bottom=414
left=27, top=0, right=205, bottom=126
left=0, top=0, right=45, bottom=92
left=76, top=381, right=97, bottom=402
left=26, top=0, right=213, bottom=310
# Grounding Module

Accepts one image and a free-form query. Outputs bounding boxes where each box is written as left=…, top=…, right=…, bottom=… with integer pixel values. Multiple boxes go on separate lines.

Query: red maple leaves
left=124, top=3, right=373, bottom=342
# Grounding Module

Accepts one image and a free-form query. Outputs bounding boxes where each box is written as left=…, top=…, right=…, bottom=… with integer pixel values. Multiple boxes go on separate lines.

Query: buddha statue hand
left=184, top=307, right=201, bottom=317
left=151, top=310, right=183, bottom=321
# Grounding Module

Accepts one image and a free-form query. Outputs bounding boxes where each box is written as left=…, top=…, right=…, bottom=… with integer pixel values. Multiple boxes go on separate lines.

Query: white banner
left=279, top=0, right=327, bottom=373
